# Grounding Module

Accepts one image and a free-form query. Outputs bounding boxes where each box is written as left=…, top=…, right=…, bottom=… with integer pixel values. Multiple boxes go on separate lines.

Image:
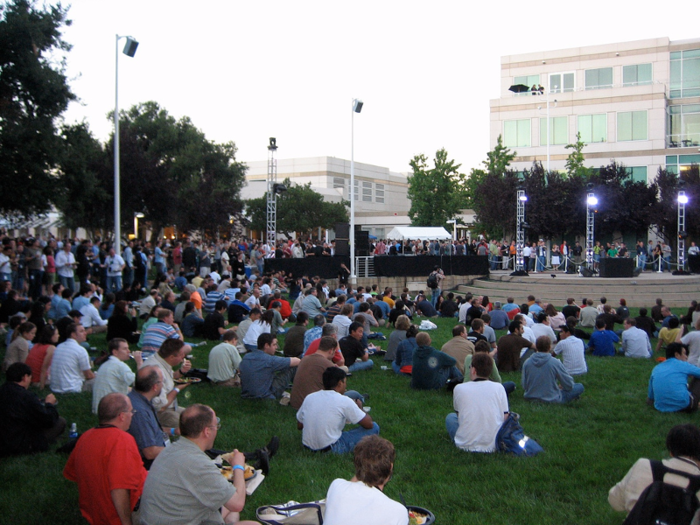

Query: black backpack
left=427, top=272, right=438, bottom=289
left=623, top=460, right=700, bottom=525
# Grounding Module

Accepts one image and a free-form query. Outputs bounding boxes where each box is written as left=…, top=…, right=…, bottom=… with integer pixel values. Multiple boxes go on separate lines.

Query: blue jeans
left=503, top=381, right=516, bottom=396
left=663, top=256, right=671, bottom=271
left=392, top=362, right=411, bottom=376
left=28, top=269, right=42, bottom=299
left=637, top=254, right=646, bottom=270
left=537, top=256, right=546, bottom=272
left=445, top=412, right=460, bottom=442
left=348, top=359, right=374, bottom=373
left=559, top=383, right=585, bottom=403
left=106, top=275, right=122, bottom=293
left=431, top=288, right=441, bottom=308
left=59, top=275, right=75, bottom=293
left=330, top=422, right=380, bottom=454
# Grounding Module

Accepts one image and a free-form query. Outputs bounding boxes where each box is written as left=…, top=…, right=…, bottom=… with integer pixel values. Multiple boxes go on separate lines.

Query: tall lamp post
left=678, top=183, right=688, bottom=273
left=350, top=98, right=363, bottom=285
left=586, top=184, right=598, bottom=271
left=516, top=189, right=527, bottom=272
left=114, top=35, right=139, bottom=256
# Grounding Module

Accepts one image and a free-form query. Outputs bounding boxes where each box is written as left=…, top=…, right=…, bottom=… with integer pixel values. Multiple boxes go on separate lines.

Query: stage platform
left=456, top=270, right=700, bottom=308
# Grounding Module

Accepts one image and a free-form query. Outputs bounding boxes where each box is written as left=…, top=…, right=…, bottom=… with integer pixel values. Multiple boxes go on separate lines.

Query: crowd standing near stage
left=1, top=231, right=700, bottom=524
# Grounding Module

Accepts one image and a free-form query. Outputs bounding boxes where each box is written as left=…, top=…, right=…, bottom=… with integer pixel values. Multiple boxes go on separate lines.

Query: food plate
left=174, top=377, right=202, bottom=385
left=219, top=464, right=257, bottom=482
left=406, top=506, right=435, bottom=525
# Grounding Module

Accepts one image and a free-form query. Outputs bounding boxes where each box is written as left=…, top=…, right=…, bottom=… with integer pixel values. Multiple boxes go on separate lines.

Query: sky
left=58, top=0, right=699, bottom=175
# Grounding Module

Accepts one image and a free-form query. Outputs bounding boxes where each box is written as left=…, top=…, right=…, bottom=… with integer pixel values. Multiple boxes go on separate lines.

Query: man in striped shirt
left=141, top=309, right=183, bottom=358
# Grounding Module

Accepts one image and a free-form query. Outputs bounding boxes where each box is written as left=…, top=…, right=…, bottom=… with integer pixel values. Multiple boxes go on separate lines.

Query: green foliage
left=246, top=178, right=349, bottom=238
left=482, top=135, right=515, bottom=176
left=0, top=0, right=75, bottom=216
left=407, top=148, right=468, bottom=227
left=564, top=132, right=591, bottom=178
left=652, top=165, right=700, bottom=243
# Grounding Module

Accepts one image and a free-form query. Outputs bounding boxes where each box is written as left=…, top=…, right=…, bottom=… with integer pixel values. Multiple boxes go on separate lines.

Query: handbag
left=495, top=412, right=543, bottom=456
left=256, top=500, right=325, bottom=525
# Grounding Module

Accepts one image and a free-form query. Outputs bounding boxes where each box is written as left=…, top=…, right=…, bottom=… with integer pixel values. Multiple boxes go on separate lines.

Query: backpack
left=622, top=460, right=700, bottom=525
left=427, top=272, right=438, bottom=289
left=495, top=412, right=543, bottom=456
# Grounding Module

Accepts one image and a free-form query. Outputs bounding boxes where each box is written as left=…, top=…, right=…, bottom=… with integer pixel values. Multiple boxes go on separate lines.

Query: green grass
left=0, top=307, right=693, bottom=524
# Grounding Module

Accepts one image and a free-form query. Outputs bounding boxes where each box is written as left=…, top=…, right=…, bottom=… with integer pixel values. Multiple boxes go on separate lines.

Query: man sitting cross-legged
left=523, top=336, right=584, bottom=403
left=648, top=342, right=700, bottom=413
left=411, top=332, right=463, bottom=390
left=297, top=367, right=378, bottom=454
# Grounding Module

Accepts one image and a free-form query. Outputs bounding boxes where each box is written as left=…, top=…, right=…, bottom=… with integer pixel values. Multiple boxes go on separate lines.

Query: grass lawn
left=0, top=307, right=693, bottom=524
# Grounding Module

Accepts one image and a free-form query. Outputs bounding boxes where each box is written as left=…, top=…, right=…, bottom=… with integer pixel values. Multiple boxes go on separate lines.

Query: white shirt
left=622, top=326, right=652, bottom=359
left=80, top=303, right=108, bottom=328
left=105, top=254, right=125, bottom=277
left=324, top=479, right=408, bottom=525
left=92, top=356, right=136, bottom=413
left=553, top=336, right=588, bottom=375
left=242, top=320, right=270, bottom=347
left=50, top=338, right=92, bottom=394
left=682, top=331, right=700, bottom=366
left=452, top=380, right=509, bottom=452
left=55, top=250, right=76, bottom=278
left=297, top=390, right=366, bottom=450
left=531, top=323, right=557, bottom=344
left=332, top=315, right=353, bottom=339
left=522, top=245, right=532, bottom=257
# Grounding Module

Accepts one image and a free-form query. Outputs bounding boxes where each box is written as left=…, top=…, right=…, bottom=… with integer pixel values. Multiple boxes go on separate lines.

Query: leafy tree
left=564, top=132, right=591, bottom=178
left=407, top=148, right=468, bottom=227
left=652, top=165, right=700, bottom=243
left=0, top=0, right=75, bottom=216
left=55, top=122, right=111, bottom=231
left=482, top=135, right=515, bottom=176
left=464, top=135, right=515, bottom=213
left=468, top=170, right=520, bottom=239
left=246, top=179, right=349, bottom=239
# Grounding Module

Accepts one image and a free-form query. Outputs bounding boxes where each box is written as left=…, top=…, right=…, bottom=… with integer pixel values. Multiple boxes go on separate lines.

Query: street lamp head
left=519, top=195, right=528, bottom=202
left=587, top=195, right=598, bottom=206
left=353, top=99, right=363, bottom=113
left=678, top=194, right=689, bottom=204
left=268, top=137, right=277, bottom=151
left=122, top=37, right=139, bottom=57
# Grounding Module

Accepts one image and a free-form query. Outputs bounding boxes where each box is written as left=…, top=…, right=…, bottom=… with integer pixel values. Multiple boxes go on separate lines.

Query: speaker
left=633, top=267, right=643, bottom=277
left=123, top=37, right=139, bottom=57
left=335, top=223, right=350, bottom=239
left=599, top=258, right=634, bottom=278
left=335, top=239, right=349, bottom=257
left=580, top=267, right=595, bottom=278
left=355, top=230, right=370, bottom=256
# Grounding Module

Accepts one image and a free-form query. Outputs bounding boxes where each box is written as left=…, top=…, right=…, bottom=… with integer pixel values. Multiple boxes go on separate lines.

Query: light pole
left=678, top=184, right=688, bottom=273
left=133, top=212, right=144, bottom=239
left=350, top=98, right=363, bottom=285
left=516, top=189, right=527, bottom=272
left=586, top=184, right=598, bottom=271
left=114, top=35, right=139, bottom=256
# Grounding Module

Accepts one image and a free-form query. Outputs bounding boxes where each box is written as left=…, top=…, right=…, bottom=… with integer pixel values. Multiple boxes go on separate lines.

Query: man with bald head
left=139, top=404, right=259, bottom=525
left=64, top=392, right=147, bottom=525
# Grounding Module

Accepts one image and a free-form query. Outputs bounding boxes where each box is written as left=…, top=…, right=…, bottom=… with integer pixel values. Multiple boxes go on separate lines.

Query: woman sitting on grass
left=385, top=315, right=410, bottom=363
left=393, top=324, right=419, bottom=375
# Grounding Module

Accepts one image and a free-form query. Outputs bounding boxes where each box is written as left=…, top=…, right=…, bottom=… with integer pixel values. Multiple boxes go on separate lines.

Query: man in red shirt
left=64, top=393, right=147, bottom=525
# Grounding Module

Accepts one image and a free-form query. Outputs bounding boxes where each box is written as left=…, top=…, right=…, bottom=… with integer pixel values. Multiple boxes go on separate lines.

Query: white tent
left=385, top=226, right=452, bottom=241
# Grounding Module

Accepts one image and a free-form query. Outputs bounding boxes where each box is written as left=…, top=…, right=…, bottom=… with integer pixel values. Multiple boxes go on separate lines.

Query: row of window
left=504, top=111, right=648, bottom=148
left=332, top=178, right=385, bottom=204
left=514, top=63, right=652, bottom=95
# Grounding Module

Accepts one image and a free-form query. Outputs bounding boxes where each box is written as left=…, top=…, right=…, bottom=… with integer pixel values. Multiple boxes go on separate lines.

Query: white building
left=490, top=37, right=700, bottom=181
left=241, top=156, right=411, bottom=239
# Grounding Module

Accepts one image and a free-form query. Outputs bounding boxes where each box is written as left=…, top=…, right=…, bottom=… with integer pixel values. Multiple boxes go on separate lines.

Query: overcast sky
left=59, top=0, right=698, bottom=175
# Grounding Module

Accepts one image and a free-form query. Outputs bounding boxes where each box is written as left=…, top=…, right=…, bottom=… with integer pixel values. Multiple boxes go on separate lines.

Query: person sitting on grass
left=446, top=352, right=509, bottom=453
left=648, top=343, right=700, bottom=413
left=522, top=336, right=584, bottom=403
left=323, top=435, right=407, bottom=525
left=464, top=340, right=516, bottom=396
left=587, top=318, right=620, bottom=357
left=393, top=324, right=419, bottom=375
left=207, top=330, right=242, bottom=387
left=239, top=333, right=300, bottom=402
left=553, top=324, right=588, bottom=376
left=609, top=424, right=700, bottom=520
left=411, top=332, right=463, bottom=390
left=339, top=322, right=374, bottom=373
left=297, top=367, right=378, bottom=454
left=656, top=317, right=681, bottom=354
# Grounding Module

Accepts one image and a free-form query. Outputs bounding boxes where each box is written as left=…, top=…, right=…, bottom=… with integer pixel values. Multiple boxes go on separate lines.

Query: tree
left=0, top=0, right=75, bottom=216
left=464, top=135, right=515, bottom=212
left=245, top=179, right=349, bottom=238
left=407, top=148, right=468, bottom=227
left=55, top=122, right=111, bottom=232
left=564, top=132, right=591, bottom=178
left=652, top=165, right=700, bottom=243
left=482, top=135, right=515, bottom=176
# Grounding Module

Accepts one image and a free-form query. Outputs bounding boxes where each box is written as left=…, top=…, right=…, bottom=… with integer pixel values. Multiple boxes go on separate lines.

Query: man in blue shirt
left=648, top=343, right=700, bottom=412
left=240, top=333, right=300, bottom=400
left=128, top=366, right=171, bottom=468
left=587, top=318, right=620, bottom=356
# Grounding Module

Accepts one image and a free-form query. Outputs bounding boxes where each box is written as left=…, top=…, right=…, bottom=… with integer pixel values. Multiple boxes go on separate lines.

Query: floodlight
left=123, top=37, right=139, bottom=57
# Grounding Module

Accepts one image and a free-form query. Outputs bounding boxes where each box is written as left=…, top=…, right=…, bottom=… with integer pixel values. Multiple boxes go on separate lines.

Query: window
left=578, top=114, right=607, bottom=143
left=669, top=104, right=700, bottom=147
left=375, top=183, right=384, bottom=204
left=666, top=154, right=700, bottom=175
left=504, top=119, right=531, bottom=148
left=362, top=181, right=372, bottom=202
left=333, top=177, right=346, bottom=198
left=549, top=72, right=574, bottom=93
left=617, top=111, right=647, bottom=141
left=353, top=180, right=359, bottom=201
left=623, top=64, right=652, bottom=86
left=671, top=49, right=700, bottom=99
left=514, top=75, right=541, bottom=96
left=539, top=117, right=568, bottom=145
left=627, top=167, right=648, bottom=183
left=585, top=67, right=613, bottom=90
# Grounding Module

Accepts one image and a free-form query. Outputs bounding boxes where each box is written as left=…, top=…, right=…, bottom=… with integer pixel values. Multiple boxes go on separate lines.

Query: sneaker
left=279, top=393, right=291, bottom=406
left=254, top=449, right=270, bottom=476
left=263, top=436, right=279, bottom=459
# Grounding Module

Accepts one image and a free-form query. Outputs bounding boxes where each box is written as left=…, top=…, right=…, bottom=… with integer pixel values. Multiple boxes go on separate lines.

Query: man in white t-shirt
left=297, top=367, right=378, bottom=454
left=104, top=247, right=125, bottom=293
left=445, top=353, right=509, bottom=452
left=679, top=319, right=700, bottom=366
left=50, top=323, right=95, bottom=393
left=323, top=435, right=407, bottom=525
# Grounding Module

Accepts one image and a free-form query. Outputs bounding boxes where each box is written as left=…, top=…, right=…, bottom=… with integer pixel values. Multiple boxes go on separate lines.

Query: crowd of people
left=1, top=231, right=700, bottom=524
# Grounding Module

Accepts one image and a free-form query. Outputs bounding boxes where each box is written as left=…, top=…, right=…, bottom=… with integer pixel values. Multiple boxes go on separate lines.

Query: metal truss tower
left=266, top=138, right=278, bottom=246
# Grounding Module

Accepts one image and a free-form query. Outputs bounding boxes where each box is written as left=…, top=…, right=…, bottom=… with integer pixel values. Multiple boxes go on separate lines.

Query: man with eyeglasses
left=139, top=404, right=261, bottom=525
left=64, top=392, right=147, bottom=525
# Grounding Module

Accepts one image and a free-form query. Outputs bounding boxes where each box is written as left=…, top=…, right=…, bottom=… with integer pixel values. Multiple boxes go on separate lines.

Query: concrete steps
left=454, top=271, right=700, bottom=308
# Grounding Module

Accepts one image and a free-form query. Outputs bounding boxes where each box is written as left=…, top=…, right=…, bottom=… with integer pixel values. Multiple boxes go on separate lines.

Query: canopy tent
left=385, top=226, right=452, bottom=241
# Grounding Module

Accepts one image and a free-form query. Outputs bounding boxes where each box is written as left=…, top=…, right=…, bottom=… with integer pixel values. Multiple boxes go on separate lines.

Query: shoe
left=255, top=449, right=270, bottom=476
left=279, top=393, right=291, bottom=406
left=262, top=436, right=279, bottom=460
